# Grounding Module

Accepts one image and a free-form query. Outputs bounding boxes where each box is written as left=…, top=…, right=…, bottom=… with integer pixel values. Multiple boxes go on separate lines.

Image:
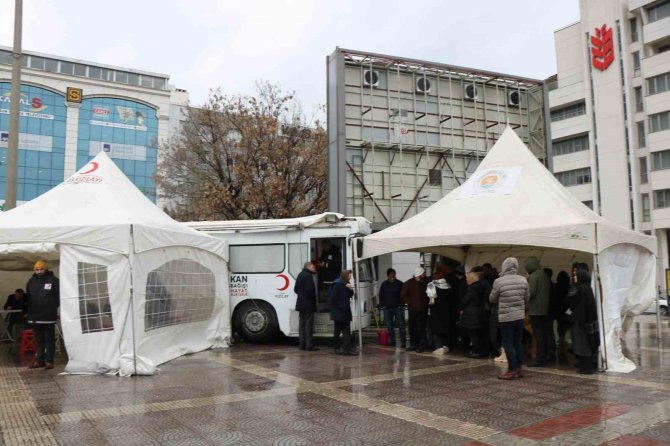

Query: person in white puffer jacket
left=489, top=257, right=529, bottom=380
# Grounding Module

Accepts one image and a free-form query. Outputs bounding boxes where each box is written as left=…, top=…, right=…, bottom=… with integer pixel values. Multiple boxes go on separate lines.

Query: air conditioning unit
left=416, top=77, right=431, bottom=94
left=508, top=90, right=521, bottom=107
left=363, top=70, right=379, bottom=87
left=463, top=83, right=478, bottom=101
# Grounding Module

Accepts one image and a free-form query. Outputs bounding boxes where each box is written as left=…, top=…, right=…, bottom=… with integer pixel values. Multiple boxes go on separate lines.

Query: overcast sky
left=0, top=0, right=580, bottom=117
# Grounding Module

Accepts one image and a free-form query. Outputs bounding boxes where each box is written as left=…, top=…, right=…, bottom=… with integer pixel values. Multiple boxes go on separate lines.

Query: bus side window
left=230, top=244, right=285, bottom=273
left=288, top=243, right=308, bottom=279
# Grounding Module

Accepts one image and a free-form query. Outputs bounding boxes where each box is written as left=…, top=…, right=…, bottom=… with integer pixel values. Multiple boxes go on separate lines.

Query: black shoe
left=306, top=346, right=320, bottom=351
left=406, top=345, right=416, bottom=351
left=400, top=343, right=406, bottom=349
left=578, top=368, right=595, bottom=375
left=416, top=347, right=424, bottom=353
left=527, top=362, right=544, bottom=368
left=299, top=346, right=306, bottom=351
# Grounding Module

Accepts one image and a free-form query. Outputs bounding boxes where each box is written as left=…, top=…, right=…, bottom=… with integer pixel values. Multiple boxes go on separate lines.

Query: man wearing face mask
left=25, top=260, right=60, bottom=370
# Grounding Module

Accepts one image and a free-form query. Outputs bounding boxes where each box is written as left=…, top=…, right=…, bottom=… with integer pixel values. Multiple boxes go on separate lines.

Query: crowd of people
left=378, top=258, right=600, bottom=379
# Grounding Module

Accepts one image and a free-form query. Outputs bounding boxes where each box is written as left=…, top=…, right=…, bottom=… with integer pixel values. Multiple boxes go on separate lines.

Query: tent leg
left=656, top=286, right=662, bottom=341
left=593, top=254, right=607, bottom=371
left=353, top=260, right=363, bottom=355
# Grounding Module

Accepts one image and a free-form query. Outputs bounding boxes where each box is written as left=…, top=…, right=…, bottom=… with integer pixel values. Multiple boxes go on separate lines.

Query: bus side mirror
left=356, top=239, right=364, bottom=259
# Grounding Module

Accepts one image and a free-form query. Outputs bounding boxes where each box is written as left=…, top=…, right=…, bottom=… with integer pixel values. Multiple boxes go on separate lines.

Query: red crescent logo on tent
left=276, top=274, right=290, bottom=291
left=81, top=161, right=99, bottom=174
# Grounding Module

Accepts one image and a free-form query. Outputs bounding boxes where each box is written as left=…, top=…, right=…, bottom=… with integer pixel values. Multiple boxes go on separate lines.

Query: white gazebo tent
left=360, top=127, right=656, bottom=372
left=0, top=152, right=230, bottom=375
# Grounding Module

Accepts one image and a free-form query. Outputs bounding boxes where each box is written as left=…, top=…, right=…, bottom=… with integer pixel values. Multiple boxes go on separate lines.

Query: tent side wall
left=598, top=243, right=656, bottom=373
left=60, top=245, right=132, bottom=372
left=129, top=246, right=230, bottom=374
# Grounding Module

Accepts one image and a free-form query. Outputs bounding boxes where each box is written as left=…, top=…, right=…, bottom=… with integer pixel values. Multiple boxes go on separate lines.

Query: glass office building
left=0, top=46, right=188, bottom=206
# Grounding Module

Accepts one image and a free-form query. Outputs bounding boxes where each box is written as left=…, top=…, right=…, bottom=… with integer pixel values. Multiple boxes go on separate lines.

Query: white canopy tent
left=0, top=152, right=230, bottom=375
left=360, top=127, right=656, bottom=372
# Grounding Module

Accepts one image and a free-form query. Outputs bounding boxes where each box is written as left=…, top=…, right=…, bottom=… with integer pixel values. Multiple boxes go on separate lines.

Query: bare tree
left=156, top=82, right=327, bottom=221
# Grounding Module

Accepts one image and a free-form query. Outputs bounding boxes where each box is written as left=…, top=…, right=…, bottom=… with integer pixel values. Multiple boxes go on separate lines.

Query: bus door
left=311, top=237, right=346, bottom=312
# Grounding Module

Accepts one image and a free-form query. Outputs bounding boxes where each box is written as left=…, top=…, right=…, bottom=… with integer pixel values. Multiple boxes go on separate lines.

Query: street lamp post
left=5, top=0, right=23, bottom=211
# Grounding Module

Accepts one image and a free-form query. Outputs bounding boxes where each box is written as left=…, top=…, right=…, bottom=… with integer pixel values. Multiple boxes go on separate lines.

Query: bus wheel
left=234, top=300, right=279, bottom=343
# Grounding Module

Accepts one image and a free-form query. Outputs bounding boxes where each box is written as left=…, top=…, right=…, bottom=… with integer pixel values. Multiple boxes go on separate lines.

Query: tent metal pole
left=354, top=258, right=363, bottom=354
left=593, top=252, right=607, bottom=370
left=129, top=224, right=138, bottom=376
left=656, top=286, right=662, bottom=341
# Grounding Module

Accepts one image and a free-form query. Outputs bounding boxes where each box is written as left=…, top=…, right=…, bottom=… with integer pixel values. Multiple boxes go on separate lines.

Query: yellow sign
left=66, top=87, right=83, bottom=103
left=666, top=269, right=670, bottom=296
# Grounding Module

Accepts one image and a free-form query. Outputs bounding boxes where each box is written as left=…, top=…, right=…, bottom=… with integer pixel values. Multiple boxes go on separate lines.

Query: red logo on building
left=591, top=24, right=614, bottom=71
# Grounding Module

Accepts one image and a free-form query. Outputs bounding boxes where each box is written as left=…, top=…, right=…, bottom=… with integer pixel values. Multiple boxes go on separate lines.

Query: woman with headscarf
left=566, top=268, right=600, bottom=374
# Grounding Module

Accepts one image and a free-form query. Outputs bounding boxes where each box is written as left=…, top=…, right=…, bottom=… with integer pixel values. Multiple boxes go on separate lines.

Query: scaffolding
left=327, top=48, right=546, bottom=227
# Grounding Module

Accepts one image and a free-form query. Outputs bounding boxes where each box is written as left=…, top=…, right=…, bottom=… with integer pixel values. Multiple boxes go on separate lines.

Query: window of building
left=44, top=58, right=58, bottom=72
left=74, top=63, right=86, bottom=76
left=550, top=102, right=586, bottom=122
left=640, top=156, right=648, bottom=183
left=633, top=52, right=641, bottom=76
left=115, top=71, right=128, bottom=83
left=77, top=262, right=113, bottom=334
left=653, top=149, right=670, bottom=170
left=144, top=259, right=216, bottom=332
left=638, top=121, right=647, bottom=147
left=648, top=72, right=670, bottom=95
left=642, top=193, right=651, bottom=221
left=582, top=200, right=594, bottom=210
left=100, top=68, right=113, bottom=81
left=29, top=56, right=45, bottom=70
left=650, top=111, right=670, bottom=133
left=654, top=188, right=670, bottom=208
left=648, top=0, right=670, bottom=23
left=230, top=244, right=285, bottom=273
left=553, top=134, right=589, bottom=156
left=288, top=243, right=308, bottom=280
left=140, top=76, right=153, bottom=88
left=0, top=49, right=11, bottom=65
left=630, top=17, right=639, bottom=42
left=88, top=66, right=102, bottom=79
left=635, top=86, right=643, bottom=112
left=128, top=73, right=140, bottom=86
left=428, top=169, right=442, bottom=186
left=59, top=61, right=74, bottom=75
left=659, top=43, right=670, bottom=54
left=154, top=78, right=167, bottom=89
left=555, top=168, right=592, bottom=187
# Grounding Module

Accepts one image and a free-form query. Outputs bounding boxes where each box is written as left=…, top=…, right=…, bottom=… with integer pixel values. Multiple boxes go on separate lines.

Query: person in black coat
left=4, top=288, right=28, bottom=337
left=378, top=268, right=406, bottom=348
left=460, top=267, right=489, bottom=358
left=25, top=260, right=60, bottom=369
left=330, top=270, right=356, bottom=355
left=567, top=269, right=600, bottom=374
left=294, top=261, right=319, bottom=351
left=553, top=271, right=571, bottom=346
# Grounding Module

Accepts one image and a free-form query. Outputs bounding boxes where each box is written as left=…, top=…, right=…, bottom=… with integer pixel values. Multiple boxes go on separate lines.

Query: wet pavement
left=1, top=315, right=669, bottom=445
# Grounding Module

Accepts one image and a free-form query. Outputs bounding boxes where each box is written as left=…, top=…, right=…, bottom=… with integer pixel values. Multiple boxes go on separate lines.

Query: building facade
left=0, top=46, right=188, bottom=206
left=327, top=48, right=547, bottom=231
left=549, top=0, right=670, bottom=288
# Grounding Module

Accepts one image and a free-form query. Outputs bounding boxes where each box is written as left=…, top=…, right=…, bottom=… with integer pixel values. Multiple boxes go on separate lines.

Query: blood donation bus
left=186, top=213, right=377, bottom=342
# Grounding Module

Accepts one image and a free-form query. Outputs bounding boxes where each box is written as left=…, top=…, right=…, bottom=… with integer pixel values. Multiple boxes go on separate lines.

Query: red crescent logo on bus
left=81, top=161, right=99, bottom=174
left=276, top=274, right=289, bottom=291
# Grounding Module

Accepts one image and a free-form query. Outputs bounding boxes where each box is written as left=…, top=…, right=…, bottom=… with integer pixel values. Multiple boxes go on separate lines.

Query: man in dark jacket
left=378, top=268, right=405, bottom=348
left=524, top=258, right=554, bottom=367
left=294, top=261, right=319, bottom=351
left=26, top=260, right=60, bottom=369
left=330, top=270, right=356, bottom=355
left=401, top=267, right=428, bottom=352
left=461, top=267, right=488, bottom=358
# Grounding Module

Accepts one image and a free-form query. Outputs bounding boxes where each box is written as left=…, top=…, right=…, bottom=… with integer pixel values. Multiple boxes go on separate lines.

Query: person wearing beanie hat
left=401, top=266, right=428, bottom=352
left=25, top=260, right=60, bottom=370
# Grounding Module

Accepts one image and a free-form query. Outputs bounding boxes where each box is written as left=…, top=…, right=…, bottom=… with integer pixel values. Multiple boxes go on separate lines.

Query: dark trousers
left=383, top=307, right=406, bottom=347
left=530, top=315, right=555, bottom=364
left=33, top=323, right=55, bottom=364
left=468, top=328, right=487, bottom=356
left=408, top=310, right=427, bottom=348
left=298, top=311, right=315, bottom=349
left=489, top=313, right=501, bottom=356
left=334, top=321, right=352, bottom=352
left=499, top=319, right=524, bottom=371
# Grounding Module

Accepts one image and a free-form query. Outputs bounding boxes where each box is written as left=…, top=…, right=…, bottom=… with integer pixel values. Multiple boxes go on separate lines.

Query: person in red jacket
left=401, top=267, right=428, bottom=352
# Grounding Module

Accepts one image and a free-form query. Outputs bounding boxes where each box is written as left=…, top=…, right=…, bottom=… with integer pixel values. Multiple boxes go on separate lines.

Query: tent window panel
left=144, top=258, right=216, bottom=331
left=77, top=262, right=114, bottom=334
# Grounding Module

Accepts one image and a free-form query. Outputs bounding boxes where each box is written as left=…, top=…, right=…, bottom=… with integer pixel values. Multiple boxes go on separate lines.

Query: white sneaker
left=432, top=347, right=448, bottom=355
